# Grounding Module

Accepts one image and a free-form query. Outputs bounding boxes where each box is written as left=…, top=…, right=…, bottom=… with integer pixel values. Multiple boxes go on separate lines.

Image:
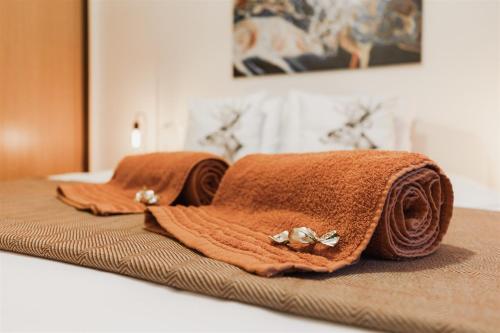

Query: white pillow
left=260, top=96, right=284, bottom=154
left=393, top=105, right=414, bottom=151
left=184, top=92, right=267, bottom=162
left=280, top=91, right=399, bottom=153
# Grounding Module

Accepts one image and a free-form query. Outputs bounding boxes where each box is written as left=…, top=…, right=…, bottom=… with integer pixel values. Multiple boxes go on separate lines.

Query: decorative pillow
left=393, top=105, right=414, bottom=151
left=260, top=96, right=284, bottom=154
left=184, top=92, right=267, bottom=162
left=279, top=91, right=400, bottom=153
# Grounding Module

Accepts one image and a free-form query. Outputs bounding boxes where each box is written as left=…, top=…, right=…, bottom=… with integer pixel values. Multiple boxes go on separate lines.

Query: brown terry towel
left=57, top=152, right=229, bottom=215
left=146, top=151, right=454, bottom=277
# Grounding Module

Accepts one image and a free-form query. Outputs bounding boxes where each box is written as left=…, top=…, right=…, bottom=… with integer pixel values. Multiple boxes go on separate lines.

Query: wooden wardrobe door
left=0, top=0, right=86, bottom=180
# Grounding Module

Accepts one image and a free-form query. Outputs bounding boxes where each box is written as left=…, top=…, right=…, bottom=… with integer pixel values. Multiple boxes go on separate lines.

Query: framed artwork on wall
left=233, top=0, right=422, bottom=77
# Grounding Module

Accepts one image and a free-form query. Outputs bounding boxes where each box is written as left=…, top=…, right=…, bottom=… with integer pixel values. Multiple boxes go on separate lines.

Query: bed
left=2, top=89, right=498, bottom=333
left=1, top=170, right=498, bottom=332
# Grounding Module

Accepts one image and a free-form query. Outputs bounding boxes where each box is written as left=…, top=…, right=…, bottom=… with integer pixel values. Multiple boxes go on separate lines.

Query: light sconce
left=131, top=120, right=142, bottom=149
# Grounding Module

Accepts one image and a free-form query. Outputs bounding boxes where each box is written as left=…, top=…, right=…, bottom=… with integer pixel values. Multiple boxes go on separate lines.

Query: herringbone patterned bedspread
left=0, top=180, right=498, bottom=333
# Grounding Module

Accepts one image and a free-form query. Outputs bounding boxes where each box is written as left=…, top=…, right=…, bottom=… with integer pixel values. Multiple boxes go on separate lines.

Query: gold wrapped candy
left=270, top=227, right=340, bottom=249
left=135, top=187, right=159, bottom=205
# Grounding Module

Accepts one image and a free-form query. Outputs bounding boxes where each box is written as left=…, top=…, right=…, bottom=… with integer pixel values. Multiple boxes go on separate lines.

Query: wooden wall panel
left=0, top=0, right=85, bottom=180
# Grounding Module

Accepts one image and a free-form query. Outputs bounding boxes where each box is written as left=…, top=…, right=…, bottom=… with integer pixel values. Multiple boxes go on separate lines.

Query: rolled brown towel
left=146, top=151, right=453, bottom=277
left=57, top=152, right=229, bottom=215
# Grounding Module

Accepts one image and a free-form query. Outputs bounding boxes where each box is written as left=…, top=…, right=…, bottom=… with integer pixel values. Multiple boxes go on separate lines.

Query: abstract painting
left=233, top=0, right=422, bottom=77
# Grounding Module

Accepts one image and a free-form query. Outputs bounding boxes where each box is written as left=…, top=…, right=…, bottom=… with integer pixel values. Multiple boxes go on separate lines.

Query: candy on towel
left=145, top=151, right=453, bottom=277
left=57, top=152, right=228, bottom=215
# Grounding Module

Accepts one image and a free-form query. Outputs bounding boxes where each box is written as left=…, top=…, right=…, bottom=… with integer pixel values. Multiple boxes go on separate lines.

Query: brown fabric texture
left=146, top=151, right=453, bottom=277
left=0, top=180, right=498, bottom=333
left=57, top=152, right=228, bottom=215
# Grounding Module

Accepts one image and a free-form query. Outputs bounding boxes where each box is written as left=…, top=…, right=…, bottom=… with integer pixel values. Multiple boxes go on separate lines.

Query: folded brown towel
left=58, top=152, right=228, bottom=215
left=146, top=151, right=453, bottom=277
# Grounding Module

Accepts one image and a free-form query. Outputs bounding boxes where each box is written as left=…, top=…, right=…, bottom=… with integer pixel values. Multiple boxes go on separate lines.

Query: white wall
left=90, top=0, right=500, bottom=190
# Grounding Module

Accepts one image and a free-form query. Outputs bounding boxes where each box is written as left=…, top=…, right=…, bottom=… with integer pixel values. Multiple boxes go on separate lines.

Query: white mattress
left=2, top=171, right=499, bottom=332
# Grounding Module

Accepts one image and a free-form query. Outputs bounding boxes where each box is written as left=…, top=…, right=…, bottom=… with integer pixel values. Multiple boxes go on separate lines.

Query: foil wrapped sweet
left=135, top=187, right=159, bottom=205
left=270, top=227, right=340, bottom=249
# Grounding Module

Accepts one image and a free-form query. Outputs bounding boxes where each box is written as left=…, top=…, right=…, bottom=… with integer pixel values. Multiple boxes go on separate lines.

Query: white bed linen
left=49, top=170, right=114, bottom=183
left=2, top=171, right=499, bottom=332
left=1, top=252, right=363, bottom=333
